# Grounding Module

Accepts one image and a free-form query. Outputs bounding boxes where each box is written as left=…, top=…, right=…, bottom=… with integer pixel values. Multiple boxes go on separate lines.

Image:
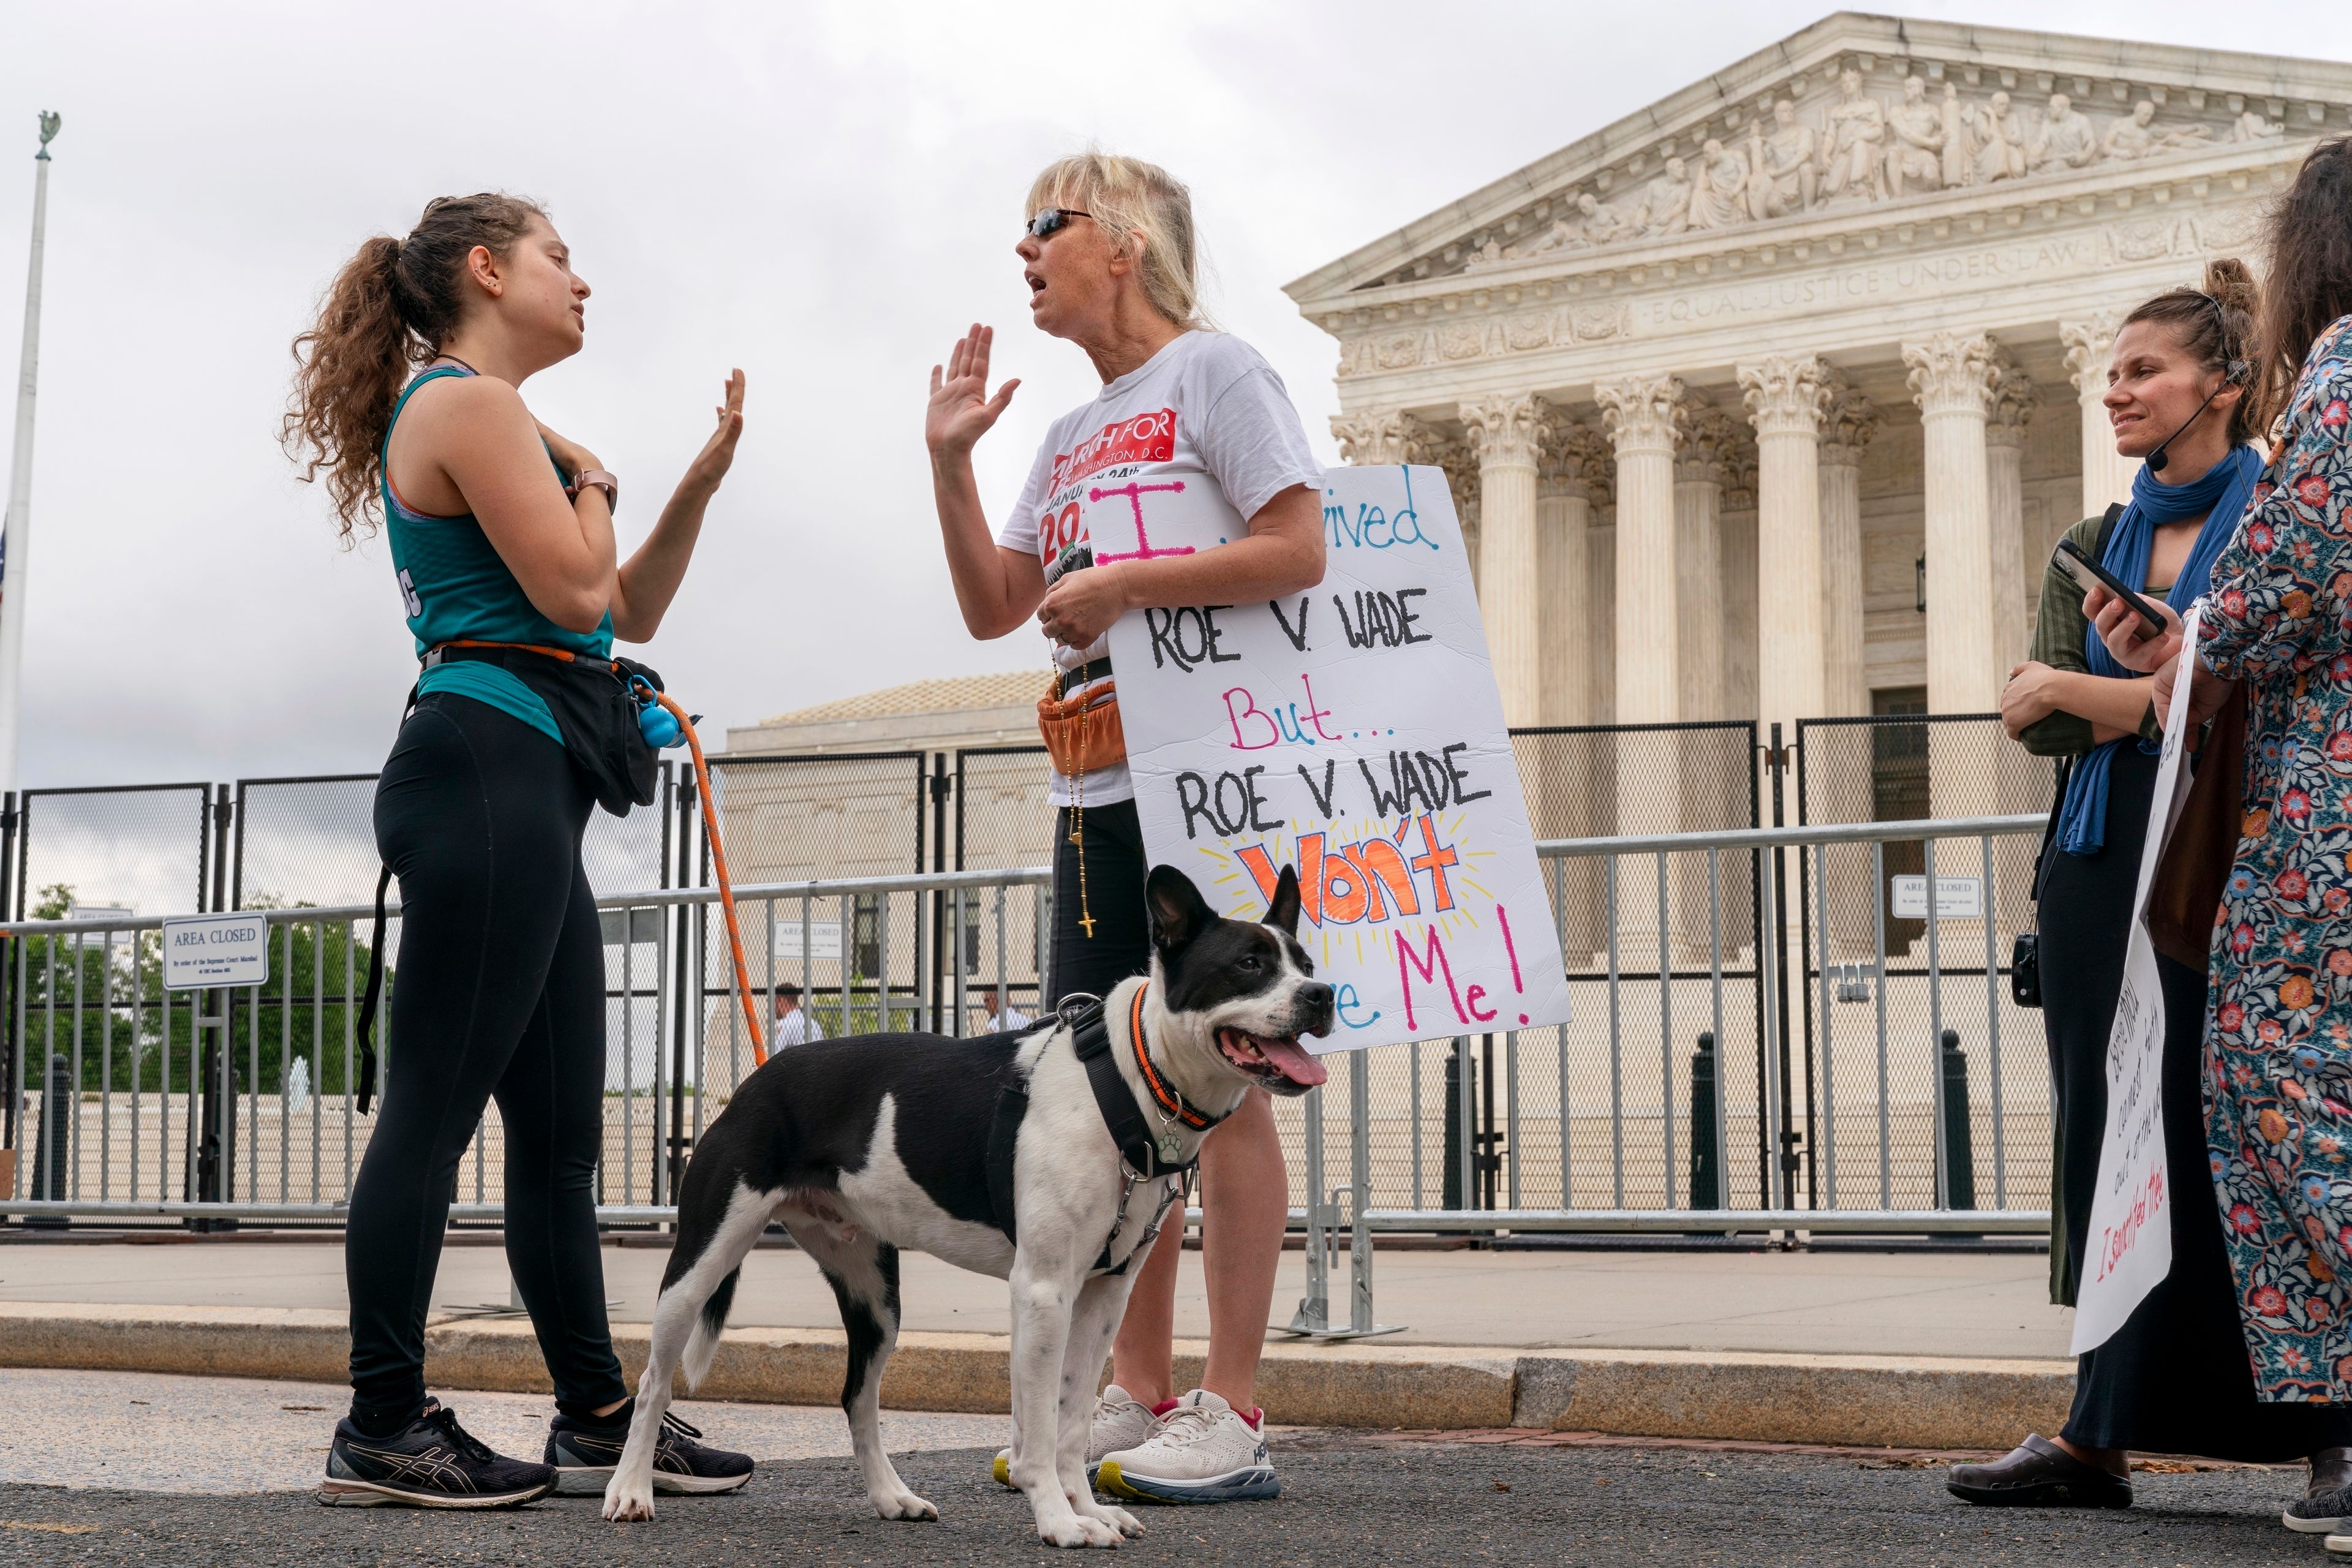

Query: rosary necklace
left=1071, top=652, right=1096, bottom=940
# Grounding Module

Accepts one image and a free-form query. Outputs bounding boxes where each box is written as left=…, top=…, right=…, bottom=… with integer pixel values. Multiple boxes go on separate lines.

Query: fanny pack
left=1036, top=670, right=1125, bottom=776
left=424, top=640, right=663, bottom=816
left=353, top=640, right=772, bottom=1114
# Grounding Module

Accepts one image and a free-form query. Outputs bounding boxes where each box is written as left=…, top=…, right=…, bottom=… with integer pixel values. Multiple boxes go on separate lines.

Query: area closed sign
left=161, top=912, right=269, bottom=989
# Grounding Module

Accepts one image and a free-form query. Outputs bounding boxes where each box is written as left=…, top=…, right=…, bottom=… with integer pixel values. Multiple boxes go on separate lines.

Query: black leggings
left=345, top=693, right=626, bottom=1428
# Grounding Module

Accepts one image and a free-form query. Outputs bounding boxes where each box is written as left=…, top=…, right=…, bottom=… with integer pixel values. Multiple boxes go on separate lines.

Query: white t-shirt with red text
left=998, top=330, right=1322, bottom=805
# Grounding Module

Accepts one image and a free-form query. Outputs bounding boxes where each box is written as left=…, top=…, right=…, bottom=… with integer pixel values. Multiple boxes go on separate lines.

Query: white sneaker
left=991, top=1383, right=1166, bottom=1488
left=1095, top=1389, right=1277, bottom=1504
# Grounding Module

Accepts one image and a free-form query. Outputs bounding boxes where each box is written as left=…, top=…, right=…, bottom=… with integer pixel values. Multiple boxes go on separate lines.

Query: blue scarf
left=2056, top=443, right=2263, bottom=856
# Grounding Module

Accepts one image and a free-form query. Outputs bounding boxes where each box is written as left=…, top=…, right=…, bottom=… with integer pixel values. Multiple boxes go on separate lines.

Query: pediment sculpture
left=1457, top=71, right=2291, bottom=275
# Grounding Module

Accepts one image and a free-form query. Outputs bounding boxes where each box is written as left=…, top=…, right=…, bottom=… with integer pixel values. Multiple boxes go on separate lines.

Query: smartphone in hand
left=2052, top=539, right=2167, bottom=640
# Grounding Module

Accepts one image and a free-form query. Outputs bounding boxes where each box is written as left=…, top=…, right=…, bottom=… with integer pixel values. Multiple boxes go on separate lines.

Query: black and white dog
left=601, top=863, right=1332, bottom=1546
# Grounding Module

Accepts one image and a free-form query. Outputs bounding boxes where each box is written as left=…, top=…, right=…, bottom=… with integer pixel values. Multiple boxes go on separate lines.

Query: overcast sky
left=0, top=0, right=2338, bottom=790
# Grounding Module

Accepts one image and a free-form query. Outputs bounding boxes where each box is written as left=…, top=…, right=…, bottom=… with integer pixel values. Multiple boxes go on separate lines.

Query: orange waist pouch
left=1036, top=675, right=1126, bottom=775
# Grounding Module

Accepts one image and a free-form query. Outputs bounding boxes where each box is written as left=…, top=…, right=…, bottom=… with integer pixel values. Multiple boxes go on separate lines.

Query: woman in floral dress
left=2093, top=136, right=2352, bottom=1535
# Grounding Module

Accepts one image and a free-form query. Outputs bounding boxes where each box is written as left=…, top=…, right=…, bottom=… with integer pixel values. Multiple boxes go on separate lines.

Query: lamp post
left=0, top=112, right=59, bottom=798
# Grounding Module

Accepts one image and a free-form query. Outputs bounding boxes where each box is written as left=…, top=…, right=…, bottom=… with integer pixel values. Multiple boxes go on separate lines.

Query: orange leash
left=657, top=691, right=770, bottom=1066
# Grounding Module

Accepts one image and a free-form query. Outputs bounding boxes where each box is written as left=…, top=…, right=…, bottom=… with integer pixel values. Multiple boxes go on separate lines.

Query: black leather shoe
left=1947, top=1434, right=2132, bottom=1509
left=2283, top=1449, right=2352, bottom=1532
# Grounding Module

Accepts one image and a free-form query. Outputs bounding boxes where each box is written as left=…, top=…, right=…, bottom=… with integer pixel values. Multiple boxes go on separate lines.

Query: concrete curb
left=0, top=1302, right=2068, bottom=1450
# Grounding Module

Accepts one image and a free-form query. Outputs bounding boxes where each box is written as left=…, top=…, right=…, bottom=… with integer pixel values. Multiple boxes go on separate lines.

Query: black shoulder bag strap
left=351, top=684, right=420, bottom=1115
left=2094, top=500, right=2127, bottom=562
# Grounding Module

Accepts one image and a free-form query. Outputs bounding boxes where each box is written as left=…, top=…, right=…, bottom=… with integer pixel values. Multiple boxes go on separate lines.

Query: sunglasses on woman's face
left=1025, top=208, right=1091, bottom=242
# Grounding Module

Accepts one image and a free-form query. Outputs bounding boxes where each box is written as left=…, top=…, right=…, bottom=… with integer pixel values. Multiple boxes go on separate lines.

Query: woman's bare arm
left=926, top=326, right=1042, bottom=639
left=408, top=375, right=616, bottom=633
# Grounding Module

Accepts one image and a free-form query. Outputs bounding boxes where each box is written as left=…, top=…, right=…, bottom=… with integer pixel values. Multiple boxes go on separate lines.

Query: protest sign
left=1094, top=464, right=1572, bottom=1054
left=2070, top=609, right=2199, bottom=1353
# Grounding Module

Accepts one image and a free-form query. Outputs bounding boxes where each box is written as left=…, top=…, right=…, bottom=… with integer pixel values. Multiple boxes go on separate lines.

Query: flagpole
left=0, top=113, right=58, bottom=799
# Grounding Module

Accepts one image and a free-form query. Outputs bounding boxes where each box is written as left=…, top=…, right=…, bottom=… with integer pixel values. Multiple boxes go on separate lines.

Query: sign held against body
left=1095, top=464, right=1572, bottom=1053
left=2070, top=609, right=2201, bottom=1353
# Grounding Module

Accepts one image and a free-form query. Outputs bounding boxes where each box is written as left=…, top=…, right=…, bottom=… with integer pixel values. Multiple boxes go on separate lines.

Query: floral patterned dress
left=2199, top=313, right=2352, bottom=1401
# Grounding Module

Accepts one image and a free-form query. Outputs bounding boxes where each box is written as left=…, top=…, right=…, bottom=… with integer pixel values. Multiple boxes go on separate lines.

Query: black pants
left=345, top=693, right=627, bottom=1428
left=1046, top=798, right=1151, bottom=1008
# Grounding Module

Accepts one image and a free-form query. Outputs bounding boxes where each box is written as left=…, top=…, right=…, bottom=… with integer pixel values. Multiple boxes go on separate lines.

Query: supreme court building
left=1287, top=13, right=2344, bottom=819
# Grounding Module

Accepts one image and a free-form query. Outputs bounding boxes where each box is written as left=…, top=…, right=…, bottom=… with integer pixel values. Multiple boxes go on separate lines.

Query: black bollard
left=1444, top=1039, right=1474, bottom=1211
left=27, top=1052, right=69, bottom=1228
left=1689, top=1032, right=1722, bottom=1210
left=1939, top=1028, right=1977, bottom=1215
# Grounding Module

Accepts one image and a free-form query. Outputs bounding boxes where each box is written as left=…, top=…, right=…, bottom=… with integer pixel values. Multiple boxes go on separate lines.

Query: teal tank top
left=381, top=365, right=614, bottom=747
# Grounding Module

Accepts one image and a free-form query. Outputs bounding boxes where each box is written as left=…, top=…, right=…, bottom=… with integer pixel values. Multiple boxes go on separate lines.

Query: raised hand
left=926, top=325, right=1019, bottom=459
left=682, top=369, right=746, bottom=496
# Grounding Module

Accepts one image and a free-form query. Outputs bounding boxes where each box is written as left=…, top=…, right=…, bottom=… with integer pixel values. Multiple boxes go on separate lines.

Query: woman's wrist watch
left=567, top=469, right=620, bottom=513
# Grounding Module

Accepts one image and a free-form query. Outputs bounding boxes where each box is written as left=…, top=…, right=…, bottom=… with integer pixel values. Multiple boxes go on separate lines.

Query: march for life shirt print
left=998, top=331, right=1325, bottom=806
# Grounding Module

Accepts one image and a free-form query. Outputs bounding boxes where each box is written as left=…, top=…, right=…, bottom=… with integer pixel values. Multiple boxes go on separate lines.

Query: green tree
left=7, top=886, right=382, bottom=1096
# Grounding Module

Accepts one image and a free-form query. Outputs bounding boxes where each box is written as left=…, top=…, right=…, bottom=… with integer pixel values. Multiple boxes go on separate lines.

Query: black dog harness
left=984, top=984, right=1229, bottom=1276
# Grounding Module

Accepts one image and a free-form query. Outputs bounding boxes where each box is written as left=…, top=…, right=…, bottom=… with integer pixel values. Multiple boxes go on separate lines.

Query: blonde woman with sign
left=924, top=154, right=1325, bottom=1504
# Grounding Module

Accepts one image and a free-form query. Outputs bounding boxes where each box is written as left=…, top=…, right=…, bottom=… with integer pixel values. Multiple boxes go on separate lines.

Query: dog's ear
left=1146, top=865, right=1215, bottom=951
left=1266, top=864, right=1301, bottom=937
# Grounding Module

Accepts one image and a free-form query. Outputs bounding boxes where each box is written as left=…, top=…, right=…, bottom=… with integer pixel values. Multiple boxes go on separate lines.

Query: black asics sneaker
left=546, top=1409, right=755, bottom=1496
left=320, top=1403, right=555, bottom=1509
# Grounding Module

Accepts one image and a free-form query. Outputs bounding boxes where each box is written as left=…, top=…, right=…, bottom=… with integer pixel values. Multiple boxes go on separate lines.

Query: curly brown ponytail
left=281, top=193, right=546, bottom=541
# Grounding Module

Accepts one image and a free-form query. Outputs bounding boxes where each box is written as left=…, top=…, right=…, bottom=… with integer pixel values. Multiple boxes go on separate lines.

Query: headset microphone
left=2146, top=295, right=2250, bottom=473
left=2145, top=382, right=2225, bottom=474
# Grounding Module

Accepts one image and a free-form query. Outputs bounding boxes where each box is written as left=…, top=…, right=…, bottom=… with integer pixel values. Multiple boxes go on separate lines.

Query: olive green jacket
left=2017, top=513, right=2165, bottom=760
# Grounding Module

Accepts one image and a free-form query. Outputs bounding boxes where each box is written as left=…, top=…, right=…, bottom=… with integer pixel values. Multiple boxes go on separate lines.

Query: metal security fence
left=1, top=814, right=2048, bottom=1243
left=13, top=783, right=213, bottom=921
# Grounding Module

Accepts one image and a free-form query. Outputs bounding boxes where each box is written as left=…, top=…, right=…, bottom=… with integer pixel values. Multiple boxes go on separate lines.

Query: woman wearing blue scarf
left=1955, top=260, right=2352, bottom=1512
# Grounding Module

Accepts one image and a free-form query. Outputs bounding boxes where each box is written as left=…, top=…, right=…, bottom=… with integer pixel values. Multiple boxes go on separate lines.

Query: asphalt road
left=0, top=1434, right=2321, bottom=1568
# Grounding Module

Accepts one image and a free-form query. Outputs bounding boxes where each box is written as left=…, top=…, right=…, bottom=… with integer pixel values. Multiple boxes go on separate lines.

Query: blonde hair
left=1025, top=153, right=1209, bottom=329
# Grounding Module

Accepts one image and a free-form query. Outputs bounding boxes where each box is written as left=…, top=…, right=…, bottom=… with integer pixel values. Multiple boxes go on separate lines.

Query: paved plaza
left=0, top=1368, right=2308, bottom=1567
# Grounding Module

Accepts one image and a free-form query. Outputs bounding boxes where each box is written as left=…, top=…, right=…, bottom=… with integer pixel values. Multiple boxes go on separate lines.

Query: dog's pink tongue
left=1259, top=1035, right=1328, bottom=1087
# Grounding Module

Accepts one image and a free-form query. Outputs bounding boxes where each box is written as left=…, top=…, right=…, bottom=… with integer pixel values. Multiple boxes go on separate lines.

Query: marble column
left=1588, top=508, right=1617, bottom=726
left=1330, top=409, right=1422, bottom=467
left=1537, top=421, right=1608, bottom=727
left=1817, top=384, right=1879, bottom=720
left=1904, top=331, right=2006, bottom=715
left=1905, top=330, right=2007, bottom=839
left=1537, top=419, right=1608, bottom=960
left=1718, top=451, right=1758, bottom=726
left=1429, top=430, right=1483, bottom=594
left=1674, top=400, right=1733, bottom=725
left=1738, top=355, right=1834, bottom=740
left=2063, top=311, right=2136, bottom=521
left=1672, top=401, right=1737, bottom=959
left=1816, top=385, right=1881, bottom=958
left=1596, top=373, right=1687, bottom=848
left=1985, top=360, right=2039, bottom=675
left=1985, top=359, right=2044, bottom=942
left=1460, top=394, right=1548, bottom=728
left=1595, top=375, right=1686, bottom=731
